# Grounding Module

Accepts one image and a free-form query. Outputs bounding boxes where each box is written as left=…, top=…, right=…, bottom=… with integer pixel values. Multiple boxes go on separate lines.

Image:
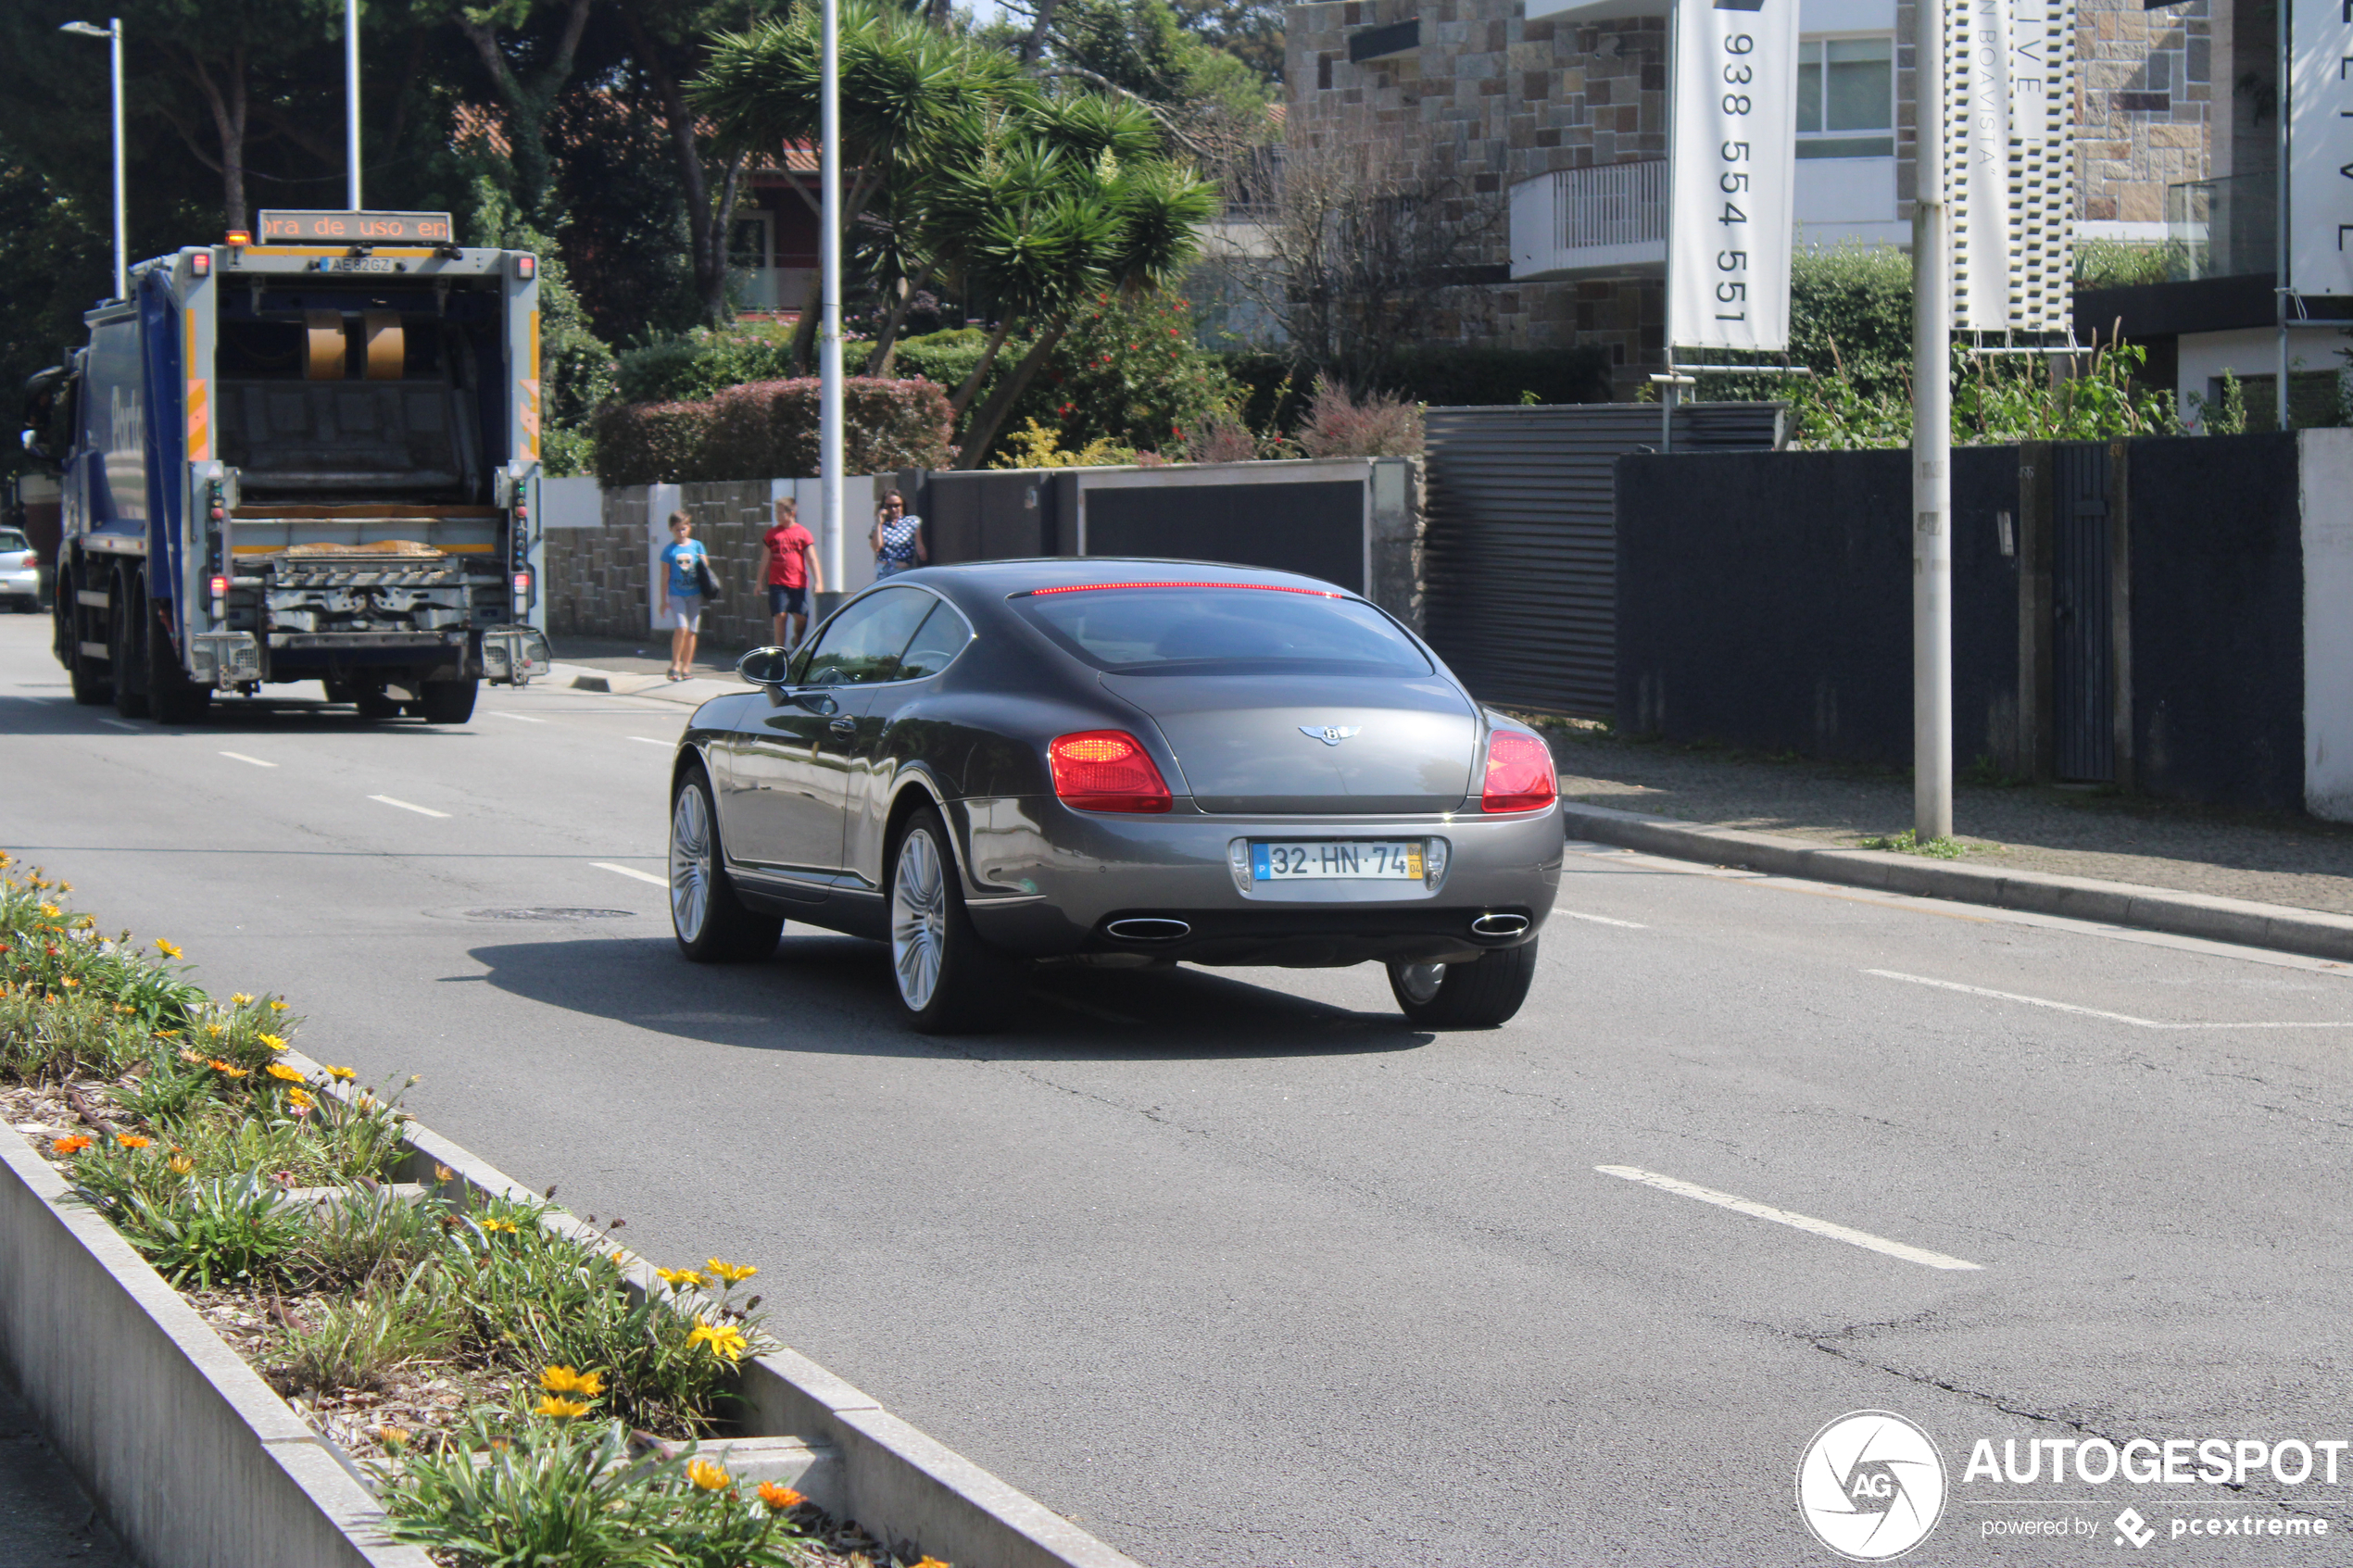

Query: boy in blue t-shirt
left=659, top=511, right=708, bottom=681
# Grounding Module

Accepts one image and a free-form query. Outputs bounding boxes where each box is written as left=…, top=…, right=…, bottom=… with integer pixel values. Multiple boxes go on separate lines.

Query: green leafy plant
left=1858, top=829, right=1971, bottom=859
left=98, top=1171, right=310, bottom=1291
left=275, top=1261, right=467, bottom=1396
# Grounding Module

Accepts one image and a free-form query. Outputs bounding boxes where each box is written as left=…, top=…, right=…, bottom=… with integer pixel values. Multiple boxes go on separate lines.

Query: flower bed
left=0, top=857, right=940, bottom=1568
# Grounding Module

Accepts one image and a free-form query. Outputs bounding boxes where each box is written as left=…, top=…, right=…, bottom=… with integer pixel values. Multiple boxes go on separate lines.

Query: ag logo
left=1795, top=1411, right=1946, bottom=1561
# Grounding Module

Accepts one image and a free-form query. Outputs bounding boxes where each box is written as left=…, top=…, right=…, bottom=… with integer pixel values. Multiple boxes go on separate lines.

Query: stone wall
left=547, top=482, right=805, bottom=655
left=2075, top=0, right=2213, bottom=227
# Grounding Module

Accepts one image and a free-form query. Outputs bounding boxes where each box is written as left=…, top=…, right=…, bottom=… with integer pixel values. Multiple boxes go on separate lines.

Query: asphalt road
left=6, top=611, right=2352, bottom=1567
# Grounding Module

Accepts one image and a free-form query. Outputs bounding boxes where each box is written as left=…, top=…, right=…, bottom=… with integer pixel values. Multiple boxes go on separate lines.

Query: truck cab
left=23, top=209, right=552, bottom=723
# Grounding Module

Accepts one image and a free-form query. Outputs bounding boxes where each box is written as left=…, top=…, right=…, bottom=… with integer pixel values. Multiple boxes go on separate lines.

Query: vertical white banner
left=2291, top=0, right=2353, bottom=295
left=1668, top=0, right=1800, bottom=353
left=1950, top=0, right=2073, bottom=330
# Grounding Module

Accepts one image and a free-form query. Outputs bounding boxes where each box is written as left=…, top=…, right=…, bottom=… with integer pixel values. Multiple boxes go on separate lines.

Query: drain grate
left=462, top=907, right=638, bottom=922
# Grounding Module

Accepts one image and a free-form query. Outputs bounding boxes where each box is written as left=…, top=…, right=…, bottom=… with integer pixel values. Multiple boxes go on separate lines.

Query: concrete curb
left=0, top=1068, right=1143, bottom=1568
left=0, top=1127, right=433, bottom=1568
left=1560, top=800, right=2353, bottom=962
left=547, top=659, right=737, bottom=707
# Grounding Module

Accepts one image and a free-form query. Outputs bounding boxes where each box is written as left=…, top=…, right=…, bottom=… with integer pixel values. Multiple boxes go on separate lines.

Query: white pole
left=346, top=0, right=361, bottom=208
left=108, top=18, right=125, bottom=299
left=2275, top=0, right=2289, bottom=432
left=818, top=0, right=845, bottom=593
left=1912, top=0, right=1952, bottom=842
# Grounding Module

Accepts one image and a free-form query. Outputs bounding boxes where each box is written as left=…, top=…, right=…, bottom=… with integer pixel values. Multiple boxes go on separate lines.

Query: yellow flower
left=258, top=1034, right=287, bottom=1051
left=758, top=1482, right=804, bottom=1512
left=59, top=977, right=77, bottom=989
left=539, top=1365, right=606, bottom=1397
left=686, top=1322, right=748, bottom=1362
left=204, top=1023, right=224, bottom=1039
left=655, top=1267, right=709, bottom=1289
left=37, top=904, right=58, bottom=919
left=706, top=1260, right=759, bottom=1285
left=286, top=1088, right=315, bottom=1111
left=534, top=1395, right=591, bottom=1420
left=167, top=1154, right=195, bottom=1175
left=154, top=939, right=182, bottom=959
left=479, top=1217, right=520, bottom=1235
left=433, top=1164, right=454, bottom=1184
left=268, top=999, right=288, bottom=1012
left=57, top=883, right=69, bottom=893
left=912, top=1559, right=950, bottom=1568
left=686, top=1458, right=730, bottom=1491
left=264, top=1062, right=305, bottom=1083
left=323, top=1065, right=355, bottom=1082
left=230, top=993, right=254, bottom=1006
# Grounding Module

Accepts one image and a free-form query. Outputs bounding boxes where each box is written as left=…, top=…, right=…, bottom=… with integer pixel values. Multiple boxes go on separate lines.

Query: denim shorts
left=767, top=583, right=808, bottom=616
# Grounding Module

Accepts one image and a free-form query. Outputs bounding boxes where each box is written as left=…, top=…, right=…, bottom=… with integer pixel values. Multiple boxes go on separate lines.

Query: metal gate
left=2051, top=441, right=2114, bottom=781
left=1420, top=402, right=1784, bottom=714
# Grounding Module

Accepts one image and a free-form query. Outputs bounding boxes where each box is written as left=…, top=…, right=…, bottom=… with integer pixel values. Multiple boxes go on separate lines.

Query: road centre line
left=368, top=795, right=451, bottom=819
left=96, top=718, right=137, bottom=732
left=1866, top=969, right=2353, bottom=1029
left=1595, top=1164, right=1983, bottom=1272
left=489, top=711, right=548, bottom=722
left=1554, top=909, right=1647, bottom=929
left=218, top=752, right=277, bottom=768
left=592, top=861, right=668, bottom=887
left=628, top=737, right=671, bottom=747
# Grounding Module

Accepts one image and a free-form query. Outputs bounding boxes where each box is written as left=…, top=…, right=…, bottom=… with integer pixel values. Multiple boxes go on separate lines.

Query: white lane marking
left=593, top=861, right=669, bottom=886
left=1596, top=1164, right=1983, bottom=1272
left=490, top=711, right=548, bottom=722
left=369, top=795, right=451, bottom=819
left=628, top=736, right=672, bottom=747
left=1555, top=909, right=1647, bottom=929
left=219, top=751, right=277, bottom=769
left=1563, top=841, right=2353, bottom=980
left=1866, top=969, right=2353, bottom=1030
left=96, top=718, right=137, bottom=732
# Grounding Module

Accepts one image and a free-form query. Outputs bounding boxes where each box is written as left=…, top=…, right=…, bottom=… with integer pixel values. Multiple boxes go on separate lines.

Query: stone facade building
left=1283, top=0, right=2247, bottom=396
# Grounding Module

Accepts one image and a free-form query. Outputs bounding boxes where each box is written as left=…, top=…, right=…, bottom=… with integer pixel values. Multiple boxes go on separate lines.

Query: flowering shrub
left=989, top=420, right=1137, bottom=470
left=593, top=377, right=954, bottom=483
left=1034, top=292, right=1239, bottom=461
left=1295, top=376, right=1426, bottom=458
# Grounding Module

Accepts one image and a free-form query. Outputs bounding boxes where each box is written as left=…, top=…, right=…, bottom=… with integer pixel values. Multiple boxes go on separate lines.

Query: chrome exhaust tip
left=1470, top=912, right=1529, bottom=937
left=1105, top=917, right=1191, bottom=942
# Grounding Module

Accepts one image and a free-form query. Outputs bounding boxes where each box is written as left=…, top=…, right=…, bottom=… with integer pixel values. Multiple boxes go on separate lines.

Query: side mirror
left=19, top=429, right=47, bottom=463
left=736, top=646, right=792, bottom=686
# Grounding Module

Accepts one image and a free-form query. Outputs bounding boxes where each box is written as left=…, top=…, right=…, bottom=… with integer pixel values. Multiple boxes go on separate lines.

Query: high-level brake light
left=1018, top=581, right=1340, bottom=599
left=1480, top=731, right=1557, bottom=814
left=1049, top=731, right=1172, bottom=813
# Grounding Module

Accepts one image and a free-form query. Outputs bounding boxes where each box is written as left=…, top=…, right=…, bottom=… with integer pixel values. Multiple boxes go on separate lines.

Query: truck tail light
left=1480, top=731, right=1556, bottom=813
left=1050, top=731, right=1172, bottom=813
left=191, top=253, right=210, bottom=277
left=208, top=574, right=230, bottom=599
left=514, top=254, right=536, bottom=280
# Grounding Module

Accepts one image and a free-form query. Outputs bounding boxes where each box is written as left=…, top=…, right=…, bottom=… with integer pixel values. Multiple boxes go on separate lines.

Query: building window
left=1796, top=37, right=1894, bottom=158
left=728, top=212, right=772, bottom=270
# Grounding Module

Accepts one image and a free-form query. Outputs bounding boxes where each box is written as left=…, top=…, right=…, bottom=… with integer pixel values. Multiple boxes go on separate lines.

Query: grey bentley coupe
left=666, top=559, right=1562, bottom=1034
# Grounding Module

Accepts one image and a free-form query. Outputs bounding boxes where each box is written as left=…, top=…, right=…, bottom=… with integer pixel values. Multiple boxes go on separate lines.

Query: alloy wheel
left=892, top=827, right=948, bottom=1012
left=670, top=784, right=712, bottom=943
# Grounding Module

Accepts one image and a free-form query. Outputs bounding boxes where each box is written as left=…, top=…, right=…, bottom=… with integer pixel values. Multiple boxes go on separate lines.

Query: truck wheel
left=418, top=678, right=477, bottom=724
left=1387, top=937, right=1541, bottom=1028
left=62, top=572, right=111, bottom=707
left=669, top=764, right=781, bottom=963
left=111, top=575, right=150, bottom=719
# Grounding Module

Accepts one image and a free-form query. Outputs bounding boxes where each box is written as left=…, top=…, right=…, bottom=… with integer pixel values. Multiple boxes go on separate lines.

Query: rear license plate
left=1252, top=841, right=1423, bottom=881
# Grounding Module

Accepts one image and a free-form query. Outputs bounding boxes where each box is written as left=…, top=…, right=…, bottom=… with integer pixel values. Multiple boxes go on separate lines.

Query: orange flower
left=115, top=1134, right=151, bottom=1149
left=52, top=1135, right=91, bottom=1155
left=757, top=1482, right=804, bottom=1512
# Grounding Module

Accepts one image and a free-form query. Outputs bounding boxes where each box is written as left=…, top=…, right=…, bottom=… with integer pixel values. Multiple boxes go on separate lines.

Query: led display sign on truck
left=255, top=210, right=455, bottom=244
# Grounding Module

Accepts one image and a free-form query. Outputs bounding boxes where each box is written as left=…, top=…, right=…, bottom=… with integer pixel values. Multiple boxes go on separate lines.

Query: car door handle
left=828, top=717, right=856, bottom=736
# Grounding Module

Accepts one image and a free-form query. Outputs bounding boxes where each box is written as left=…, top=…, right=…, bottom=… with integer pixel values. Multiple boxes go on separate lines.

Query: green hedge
left=1223, top=345, right=1617, bottom=433
left=591, top=377, right=954, bottom=484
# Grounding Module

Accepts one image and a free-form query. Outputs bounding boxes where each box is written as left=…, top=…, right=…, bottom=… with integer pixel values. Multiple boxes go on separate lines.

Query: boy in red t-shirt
left=762, top=496, right=824, bottom=649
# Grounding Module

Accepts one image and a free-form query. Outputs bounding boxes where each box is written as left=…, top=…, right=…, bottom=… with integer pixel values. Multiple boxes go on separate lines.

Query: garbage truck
left=20, top=209, right=552, bottom=724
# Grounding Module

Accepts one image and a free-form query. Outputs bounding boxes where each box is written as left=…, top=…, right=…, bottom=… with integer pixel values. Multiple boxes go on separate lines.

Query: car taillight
left=1050, top=731, right=1173, bottom=813
left=1480, top=730, right=1556, bottom=813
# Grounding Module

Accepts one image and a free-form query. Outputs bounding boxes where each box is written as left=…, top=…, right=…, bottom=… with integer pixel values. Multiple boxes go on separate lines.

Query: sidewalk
left=1534, top=718, right=2353, bottom=918
left=546, top=635, right=746, bottom=707
left=0, top=1374, right=132, bottom=1566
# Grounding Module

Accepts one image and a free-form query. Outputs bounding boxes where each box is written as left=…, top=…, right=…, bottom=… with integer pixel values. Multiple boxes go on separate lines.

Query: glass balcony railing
left=2165, top=173, right=2275, bottom=281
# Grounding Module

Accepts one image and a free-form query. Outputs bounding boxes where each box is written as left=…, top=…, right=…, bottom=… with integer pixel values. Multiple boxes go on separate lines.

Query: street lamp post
left=60, top=18, right=125, bottom=301
left=346, top=0, right=362, bottom=208
left=1912, top=0, right=1952, bottom=843
left=817, top=0, right=845, bottom=593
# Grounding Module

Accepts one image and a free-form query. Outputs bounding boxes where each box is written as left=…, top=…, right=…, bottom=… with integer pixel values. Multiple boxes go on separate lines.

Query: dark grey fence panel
left=2051, top=442, right=2114, bottom=782
left=1422, top=402, right=1783, bottom=715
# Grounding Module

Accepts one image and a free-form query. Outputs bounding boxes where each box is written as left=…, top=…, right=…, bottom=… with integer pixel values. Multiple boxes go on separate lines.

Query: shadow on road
left=465, top=931, right=1436, bottom=1063
left=0, top=690, right=481, bottom=738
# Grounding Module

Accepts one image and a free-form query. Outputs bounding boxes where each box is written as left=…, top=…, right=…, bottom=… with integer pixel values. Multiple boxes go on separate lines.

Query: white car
left=0, top=529, right=38, bottom=613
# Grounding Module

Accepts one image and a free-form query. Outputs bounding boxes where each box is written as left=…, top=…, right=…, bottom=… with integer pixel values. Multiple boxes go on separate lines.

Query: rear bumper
left=0, top=568, right=37, bottom=601
left=957, top=796, right=1562, bottom=965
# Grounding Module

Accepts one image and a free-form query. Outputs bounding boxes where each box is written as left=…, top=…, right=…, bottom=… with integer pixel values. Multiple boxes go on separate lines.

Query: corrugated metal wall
left=1421, top=402, right=1785, bottom=715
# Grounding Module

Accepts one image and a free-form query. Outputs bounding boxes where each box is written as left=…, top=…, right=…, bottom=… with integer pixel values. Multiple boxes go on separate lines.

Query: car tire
left=418, top=677, right=477, bottom=724
left=669, top=763, right=782, bottom=963
left=887, top=805, right=1020, bottom=1035
left=1387, top=937, right=1540, bottom=1027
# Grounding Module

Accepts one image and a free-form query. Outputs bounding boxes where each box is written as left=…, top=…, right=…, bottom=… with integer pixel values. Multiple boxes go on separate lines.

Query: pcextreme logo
left=1796, top=1411, right=1949, bottom=1561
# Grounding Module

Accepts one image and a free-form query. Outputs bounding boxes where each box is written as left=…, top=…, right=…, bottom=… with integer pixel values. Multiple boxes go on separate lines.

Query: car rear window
left=0, top=532, right=26, bottom=553
left=1013, top=584, right=1431, bottom=676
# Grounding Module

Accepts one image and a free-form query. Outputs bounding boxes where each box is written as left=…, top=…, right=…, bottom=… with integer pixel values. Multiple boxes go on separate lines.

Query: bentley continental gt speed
left=666, top=559, right=1563, bottom=1034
